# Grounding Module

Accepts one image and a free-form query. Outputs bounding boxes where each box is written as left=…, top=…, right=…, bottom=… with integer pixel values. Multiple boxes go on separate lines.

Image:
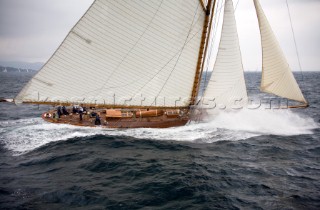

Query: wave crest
left=0, top=109, right=318, bottom=155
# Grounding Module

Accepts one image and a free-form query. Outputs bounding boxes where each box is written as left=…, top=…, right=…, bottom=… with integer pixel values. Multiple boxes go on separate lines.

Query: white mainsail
left=201, top=0, right=247, bottom=111
left=16, top=0, right=206, bottom=108
left=253, top=0, right=307, bottom=104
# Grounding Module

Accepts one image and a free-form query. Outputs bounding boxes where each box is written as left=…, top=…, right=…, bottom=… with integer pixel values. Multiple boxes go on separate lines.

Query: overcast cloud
left=0, top=0, right=93, bottom=63
left=235, top=0, right=320, bottom=71
left=0, top=0, right=319, bottom=71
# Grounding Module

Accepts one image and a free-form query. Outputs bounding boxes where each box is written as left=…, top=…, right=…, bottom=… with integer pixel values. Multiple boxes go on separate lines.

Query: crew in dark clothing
left=95, top=114, right=101, bottom=125
left=57, top=106, right=62, bottom=118
left=72, top=106, right=77, bottom=114
left=62, top=106, right=69, bottom=115
left=79, top=106, right=84, bottom=121
left=90, top=112, right=97, bottom=118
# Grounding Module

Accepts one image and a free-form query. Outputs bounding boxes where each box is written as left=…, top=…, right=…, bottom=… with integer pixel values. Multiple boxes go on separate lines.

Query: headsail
left=253, top=0, right=307, bottom=104
left=15, top=0, right=206, bottom=108
left=202, top=0, right=247, bottom=111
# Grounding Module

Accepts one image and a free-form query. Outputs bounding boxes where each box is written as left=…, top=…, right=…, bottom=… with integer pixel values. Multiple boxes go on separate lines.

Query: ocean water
left=0, top=71, right=319, bottom=209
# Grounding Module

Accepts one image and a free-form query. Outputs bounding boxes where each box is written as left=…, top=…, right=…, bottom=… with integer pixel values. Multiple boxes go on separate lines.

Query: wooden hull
left=42, top=109, right=189, bottom=128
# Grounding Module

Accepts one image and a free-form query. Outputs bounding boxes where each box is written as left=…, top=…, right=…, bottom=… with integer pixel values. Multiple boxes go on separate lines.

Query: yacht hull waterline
left=42, top=109, right=189, bottom=129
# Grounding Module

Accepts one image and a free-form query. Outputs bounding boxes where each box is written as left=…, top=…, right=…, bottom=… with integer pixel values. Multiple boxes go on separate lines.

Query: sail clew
left=253, top=0, right=308, bottom=105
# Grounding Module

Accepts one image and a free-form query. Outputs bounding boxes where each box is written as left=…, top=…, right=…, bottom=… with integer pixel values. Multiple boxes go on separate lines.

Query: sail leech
left=253, top=0, right=307, bottom=104
left=201, top=0, right=248, bottom=112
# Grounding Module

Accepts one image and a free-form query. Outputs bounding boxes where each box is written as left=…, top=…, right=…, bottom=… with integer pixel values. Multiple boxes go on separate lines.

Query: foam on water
left=0, top=119, right=107, bottom=155
left=205, top=109, right=318, bottom=136
left=0, top=109, right=318, bottom=155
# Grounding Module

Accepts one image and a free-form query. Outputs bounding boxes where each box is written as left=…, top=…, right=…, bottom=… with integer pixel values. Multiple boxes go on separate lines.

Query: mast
left=190, top=0, right=216, bottom=106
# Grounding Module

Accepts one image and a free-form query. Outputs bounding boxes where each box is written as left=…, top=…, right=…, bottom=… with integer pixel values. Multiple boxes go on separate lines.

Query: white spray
left=0, top=109, right=318, bottom=155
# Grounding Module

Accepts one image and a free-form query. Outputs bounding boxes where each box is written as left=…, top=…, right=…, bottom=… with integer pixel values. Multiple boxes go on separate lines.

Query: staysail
left=15, top=0, right=206, bottom=108
left=253, top=0, right=307, bottom=104
left=202, top=0, right=247, bottom=111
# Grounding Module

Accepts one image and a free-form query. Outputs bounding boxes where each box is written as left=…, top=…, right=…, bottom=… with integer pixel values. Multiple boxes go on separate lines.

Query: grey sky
left=0, top=0, right=93, bottom=63
left=235, top=0, right=320, bottom=71
left=0, top=0, right=319, bottom=71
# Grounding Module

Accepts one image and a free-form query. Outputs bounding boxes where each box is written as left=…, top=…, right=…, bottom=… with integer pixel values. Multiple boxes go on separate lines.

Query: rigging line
left=201, top=0, right=224, bottom=97
left=122, top=4, right=202, bottom=98
left=147, top=3, right=202, bottom=107
left=235, top=0, right=240, bottom=11
left=96, top=0, right=164, bottom=96
left=78, top=5, right=204, bottom=98
left=199, top=1, right=218, bottom=97
left=79, top=19, right=203, bottom=98
left=285, top=0, right=306, bottom=96
left=285, top=0, right=302, bottom=71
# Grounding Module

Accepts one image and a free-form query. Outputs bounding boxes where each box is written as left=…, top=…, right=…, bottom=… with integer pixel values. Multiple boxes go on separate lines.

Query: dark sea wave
left=0, top=72, right=319, bottom=209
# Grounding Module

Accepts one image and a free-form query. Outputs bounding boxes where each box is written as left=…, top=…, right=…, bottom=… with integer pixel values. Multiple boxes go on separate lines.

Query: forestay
left=202, top=0, right=247, bottom=111
left=253, top=0, right=307, bottom=104
left=15, top=0, right=205, bottom=107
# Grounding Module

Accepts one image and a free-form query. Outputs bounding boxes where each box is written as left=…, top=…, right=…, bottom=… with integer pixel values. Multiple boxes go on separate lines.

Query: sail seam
left=96, top=0, right=164, bottom=96
left=147, top=2, right=202, bottom=107
left=201, top=0, right=224, bottom=98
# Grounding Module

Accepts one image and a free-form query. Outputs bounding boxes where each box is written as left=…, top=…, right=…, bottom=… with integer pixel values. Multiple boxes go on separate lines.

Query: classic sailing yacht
left=11, top=0, right=307, bottom=128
